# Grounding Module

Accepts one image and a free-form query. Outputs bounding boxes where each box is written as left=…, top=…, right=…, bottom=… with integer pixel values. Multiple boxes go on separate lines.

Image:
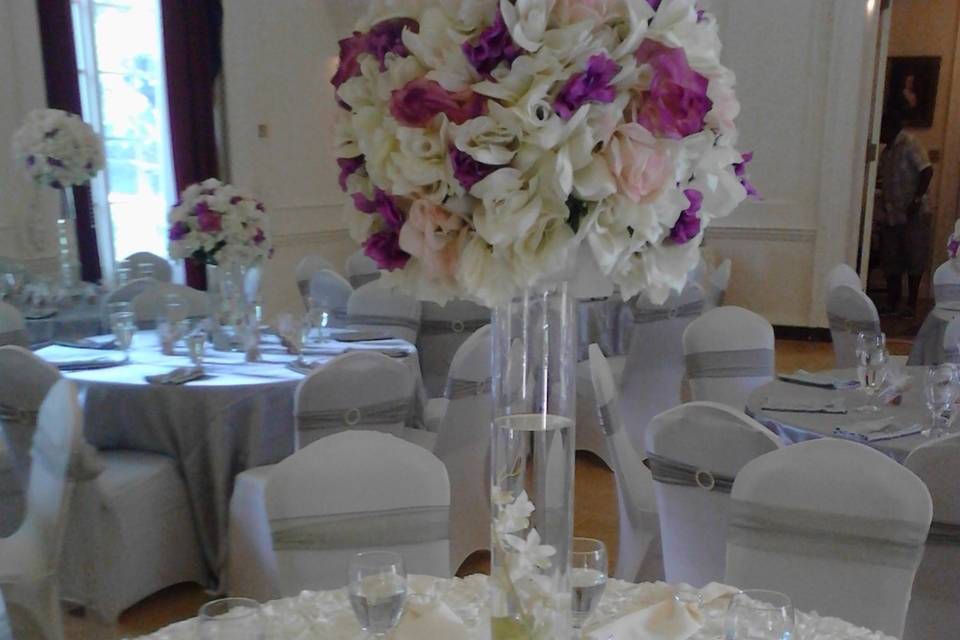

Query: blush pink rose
left=606, top=123, right=672, bottom=203
left=398, top=199, right=466, bottom=280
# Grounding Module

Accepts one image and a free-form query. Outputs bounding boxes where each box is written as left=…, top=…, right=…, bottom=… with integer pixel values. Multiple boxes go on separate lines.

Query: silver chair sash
left=31, top=426, right=103, bottom=482
left=632, top=300, right=704, bottom=325
left=297, top=398, right=413, bottom=431
left=270, top=505, right=449, bottom=550
left=0, top=329, right=28, bottom=347
left=934, top=284, right=960, bottom=302
left=349, top=273, right=380, bottom=288
left=420, top=318, right=488, bottom=336
left=444, top=377, right=491, bottom=400
left=728, top=499, right=927, bottom=569
left=685, top=348, right=774, bottom=379
left=827, top=313, right=880, bottom=335
left=346, top=314, right=420, bottom=333
left=0, top=403, right=37, bottom=425
left=644, top=452, right=734, bottom=493
left=928, top=521, right=960, bottom=545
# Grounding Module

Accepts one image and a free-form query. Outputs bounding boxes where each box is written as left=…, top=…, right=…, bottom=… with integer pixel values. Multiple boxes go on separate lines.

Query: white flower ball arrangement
left=167, top=178, right=273, bottom=267
left=333, top=0, right=756, bottom=305
left=12, top=108, right=104, bottom=189
left=949, top=220, right=960, bottom=262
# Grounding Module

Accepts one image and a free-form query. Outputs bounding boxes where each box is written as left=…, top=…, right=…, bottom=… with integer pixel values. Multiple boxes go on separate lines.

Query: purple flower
left=554, top=54, right=621, bottom=121
left=230, top=195, right=244, bottom=205
left=26, top=155, right=35, bottom=167
left=450, top=146, right=501, bottom=191
left=635, top=40, right=712, bottom=139
left=671, top=189, right=702, bottom=244
left=734, top=152, right=759, bottom=199
left=697, top=9, right=707, bottom=22
left=389, top=78, right=485, bottom=127
left=331, top=32, right=368, bottom=90
left=169, top=221, right=190, bottom=241
left=195, top=202, right=223, bottom=233
left=647, top=0, right=662, bottom=9
left=462, top=8, right=521, bottom=78
left=337, top=155, right=366, bottom=192
left=47, top=157, right=64, bottom=168
left=950, top=238, right=960, bottom=258
left=252, top=227, right=266, bottom=245
left=363, top=229, right=410, bottom=270
left=366, top=18, right=419, bottom=71
left=352, top=189, right=404, bottom=230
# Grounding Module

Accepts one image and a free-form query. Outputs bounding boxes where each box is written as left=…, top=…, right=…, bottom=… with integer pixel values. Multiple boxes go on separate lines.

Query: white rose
left=355, top=0, right=427, bottom=31
left=613, top=237, right=701, bottom=304
left=456, top=234, right=517, bottom=305
left=687, top=145, right=746, bottom=222
left=510, top=215, right=576, bottom=286
left=472, top=169, right=544, bottom=246
left=512, top=76, right=590, bottom=150
left=452, top=105, right=521, bottom=165
left=500, top=0, right=554, bottom=53
left=401, top=8, right=476, bottom=91
left=353, top=108, right=399, bottom=191
left=386, top=124, right=461, bottom=201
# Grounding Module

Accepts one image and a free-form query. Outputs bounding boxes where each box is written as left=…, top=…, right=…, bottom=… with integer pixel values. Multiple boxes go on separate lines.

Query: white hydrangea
left=12, top=108, right=104, bottom=189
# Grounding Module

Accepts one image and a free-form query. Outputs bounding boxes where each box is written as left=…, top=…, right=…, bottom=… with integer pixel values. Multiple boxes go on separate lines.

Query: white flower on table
left=494, top=489, right=536, bottom=535
left=502, top=527, right=556, bottom=578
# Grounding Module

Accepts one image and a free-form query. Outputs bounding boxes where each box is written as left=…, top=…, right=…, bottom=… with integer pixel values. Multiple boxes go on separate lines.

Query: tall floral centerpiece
left=12, top=108, right=105, bottom=288
left=332, top=0, right=754, bottom=637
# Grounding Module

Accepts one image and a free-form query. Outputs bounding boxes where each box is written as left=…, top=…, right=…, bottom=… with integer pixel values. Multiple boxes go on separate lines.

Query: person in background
left=877, top=107, right=933, bottom=317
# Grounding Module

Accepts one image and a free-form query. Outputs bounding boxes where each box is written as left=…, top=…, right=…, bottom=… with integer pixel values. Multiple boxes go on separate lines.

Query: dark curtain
left=161, top=0, right=224, bottom=290
left=36, top=0, right=102, bottom=283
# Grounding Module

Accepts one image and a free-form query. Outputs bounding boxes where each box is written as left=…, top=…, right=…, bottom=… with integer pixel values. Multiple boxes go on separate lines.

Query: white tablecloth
left=33, top=330, right=422, bottom=586
left=133, top=574, right=895, bottom=640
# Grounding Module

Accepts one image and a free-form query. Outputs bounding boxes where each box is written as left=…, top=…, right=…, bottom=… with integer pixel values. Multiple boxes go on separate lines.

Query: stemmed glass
left=571, top=537, right=608, bottom=634
left=198, top=597, right=264, bottom=640
left=724, top=590, right=795, bottom=640
left=348, top=551, right=407, bottom=639
left=923, top=364, right=957, bottom=437
left=307, top=295, right=333, bottom=343
left=277, top=313, right=310, bottom=366
left=109, top=311, right=136, bottom=359
left=855, top=331, right=888, bottom=413
left=185, top=324, right=207, bottom=372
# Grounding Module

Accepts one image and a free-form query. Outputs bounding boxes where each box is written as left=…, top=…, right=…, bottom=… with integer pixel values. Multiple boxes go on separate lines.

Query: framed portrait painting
left=886, top=56, right=941, bottom=128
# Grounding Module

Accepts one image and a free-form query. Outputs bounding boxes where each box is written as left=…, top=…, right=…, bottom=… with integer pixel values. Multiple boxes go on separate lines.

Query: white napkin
left=778, top=370, right=859, bottom=389
left=833, top=417, right=922, bottom=442
left=46, top=352, right=127, bottom=370
left=54, top=336, right=116, bottom=350
left=761, top=396, right=846, bottom=414
left=394, top=599, right=466, bottom=639
left=145, top=367, right=206, bottom=385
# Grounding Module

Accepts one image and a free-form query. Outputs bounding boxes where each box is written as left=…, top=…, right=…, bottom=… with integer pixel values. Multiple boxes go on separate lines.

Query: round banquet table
left=907, top=305, right=960, bottom=366
left=132, top=574, right=896, bottom=640
left=746, top=368, right=937, bottom=463
left=32, top=330, right=423, bottom=586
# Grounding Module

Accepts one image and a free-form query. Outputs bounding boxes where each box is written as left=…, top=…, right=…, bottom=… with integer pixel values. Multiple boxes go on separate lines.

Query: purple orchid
left=462, top=8, right=521, bottom=78
left=635, top=40, right=712, bottom=139
left=450, top=146, right=501, bottom=191
left=366, top=18, right=419, bottom=71
left=734, top=152, right=759, bottom=199
left=363, top=229, right=410, bottom=270
left=671, top=189, right=702, bottom=244
left=554, top=54, right=621, bottom=120
left=337, top=155, right=366, bottom=192
left=389, top=78, right=485, bottom=127
left=169, top=220, right=190, bottom=241
left=352, top=189, right=404, bottom=230
left=331, top=32, right=368, bottom=91
left=195, top=202, right=223, bottom=233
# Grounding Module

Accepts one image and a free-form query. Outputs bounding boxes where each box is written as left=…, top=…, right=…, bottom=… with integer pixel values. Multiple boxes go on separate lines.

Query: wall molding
left=273, top=228, right=351, bottom=248
left=705, top=226, right=817, bottom=243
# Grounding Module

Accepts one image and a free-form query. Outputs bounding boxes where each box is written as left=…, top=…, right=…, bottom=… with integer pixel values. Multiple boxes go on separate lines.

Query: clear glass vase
left=208, top=262, right=259, bottom=351
left=490, top=282, right=576, bottom=640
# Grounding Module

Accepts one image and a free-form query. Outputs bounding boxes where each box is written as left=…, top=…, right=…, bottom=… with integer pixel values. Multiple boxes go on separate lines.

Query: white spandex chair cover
left=0, top=380, right=87, bottom=640
left=345, top=250, right=380, bottom=289
left=826, top=263, right=862, bottom=292
left=903, top=433, right=960, bottom=640
left=347, top=283, right=421, bottom=344
left=942, top=317, right=960, bottom=364
left=932, top=260, right=960, bottom=306
left=266, top=431, right=451, bottom=596
left=683, top=306, right=774, bottom=410
left=101, top=278, right=159, bottom=326
left=307, top=269, right=353, bottom=329
left=295, top=254, right=336, bottom=306
left=120, top=251, right=173, bottom=282
left=419, top=299, right=489, bottom=398
left=619, top=282, right=705, bottom=457
left=588, top=345, right=662, bottom=582
left=726, top=439, right=931, bottom=638
left=646, top=402, right=781, bottom=586
left=826, top=285, right=881, bottom=369
left=0, top=302, right=27, bottom=348
left=433, top=326, right=492, bottom=572
left=131, top=282, right=212, bottom=327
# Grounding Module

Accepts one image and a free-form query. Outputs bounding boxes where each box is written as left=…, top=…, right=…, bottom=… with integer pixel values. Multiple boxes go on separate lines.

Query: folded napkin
left=394, top=599, right=466, bottom=640
left=286, top=361, right=322, bottom=375
left=877, top=370, right=913, bottom=405
left=47, top=352, right=127, bottom=371
left=54, top=337, right=117, bottom=350
left=145, top=367, right=206, bottom=385
left=761, top=396, right=846, bottom=414
left=334, top=331, right=394, bottom=342
left=778, top=370, right=859, bottom=389
left=833, top=417, right=922, bottom=442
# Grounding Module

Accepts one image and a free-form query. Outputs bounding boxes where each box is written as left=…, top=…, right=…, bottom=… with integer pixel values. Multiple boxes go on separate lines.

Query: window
left=71, top=0, right=175, bottom=278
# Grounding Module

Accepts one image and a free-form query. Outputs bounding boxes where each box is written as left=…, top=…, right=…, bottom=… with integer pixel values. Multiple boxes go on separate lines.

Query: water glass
left=109, top=311, right=136, bottom=354
left=277, top=314, right=310, bottom=363
left=924, top=364, right=957, bottom=437
left=571, top=537, right=608, bottom=631
left=164, top=293, right=188, bottom=323
left=198, top=597, right=264, bottom=640
left=348, top=551, right=407, bottom=638
left=724, top=590, right=794, bottom=640
left=855, top=332, right=888, bottom=412
left=307, top=296, right=332, bottom=342
left=185, top=326, right=207, bottom=370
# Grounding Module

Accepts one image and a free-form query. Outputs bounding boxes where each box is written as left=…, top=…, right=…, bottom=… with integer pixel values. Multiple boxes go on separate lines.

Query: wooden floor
left=66, top=338, right=881, bottom=638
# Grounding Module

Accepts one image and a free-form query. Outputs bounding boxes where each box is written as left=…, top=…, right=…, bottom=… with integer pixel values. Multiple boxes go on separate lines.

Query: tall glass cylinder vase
left=208, top=261, right=258, bottom=350
left=490, top=281, right=576, bottom=640
left=58, top=188, right=80, bottom=290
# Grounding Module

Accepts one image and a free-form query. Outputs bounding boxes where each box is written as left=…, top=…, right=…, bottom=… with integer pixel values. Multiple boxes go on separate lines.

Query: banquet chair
left=265, top=430, right=451, bottom=596
left=903, top=433, right=960, bottom=640
left=347, top=282, right=421, bottom=344
left=419, top=298, right=489, bottom=398
left=100, top=278, right=160, bottom=326
left=432, top=326, right=492, bottom=572
left=705, top=259, right=732, bottom=308
left=683, top=306, right=774, bottom=410
left=826, top=284, right=881, bottom=369
left=618, top=282, right=706, bottom=457
left=726, top=439, right=931, bottom=638
left=0, top=302, right=28, bottom=348
left=119, top=251, right=173, bottom=283
left=588, top=345, right=663, bottom=582
left=295, top=254, right=336, bottom=306
left=131, top=283, right=212, bottom=328
left=826, top=263, right=862, bottom=292
left=0, top=380, right=87, bottom=640
left=307, top=269, right=353, bottom=330
left=345, top=249, right=380, bottom=288
left=932, top=260, right=960, bottom=306
left=647, top=401, right=781, bottom=586
left=943, top=317, right=960, bottom=364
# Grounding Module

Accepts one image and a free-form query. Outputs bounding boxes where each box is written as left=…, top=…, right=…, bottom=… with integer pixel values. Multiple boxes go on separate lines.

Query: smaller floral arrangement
left=167, top=178, right=272, bottom=267
left=949, top=220, right=960, bottom=261
left=12, top=108, right=104, bottom=189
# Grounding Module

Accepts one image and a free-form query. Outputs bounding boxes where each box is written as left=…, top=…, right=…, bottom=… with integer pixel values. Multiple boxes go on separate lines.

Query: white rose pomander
left=12, top=108, right=104, bottom=189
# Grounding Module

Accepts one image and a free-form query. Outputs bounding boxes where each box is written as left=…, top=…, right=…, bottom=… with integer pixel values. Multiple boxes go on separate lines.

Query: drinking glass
left=724, top=590, right=794, bottom=640
left=277, top=313, right=310, bottom=364
left=571, top=537, right=608, bottom=633
left=307, top=296, right=332, bottom=343
left=185, top=326, right=207, bottom=370
left=198, top=597, right=264, bottom=640
left=109, top=311, right=136, bottom=356
left=348, top=551, right=407, bottom=638
left=164, top=293, right=188, bottom=323
left=855, top=332, right=888, bottom=413
left=923, top=364, right=957, bottom=437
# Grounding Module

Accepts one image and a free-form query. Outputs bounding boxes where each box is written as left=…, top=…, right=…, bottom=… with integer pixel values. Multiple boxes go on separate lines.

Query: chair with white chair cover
left=588, top=345, right=662, bottom=582
left=100, top=278, right=160, bottom=326
left=119, top=251, right=173, bottom=282
left=646, top=401, right=781, bottom=587
left=726, top=439, right=932, bottom=638
left=295, top=254, right=336, bottom=307
left=345, top=249, right=380, bottom=289
left=704, top=259, right=732, bottom=308
left=683, top=306, right=775, bottom=410
left=0, top=302, right=28, bottom=348
left=307, top=269, right=353, bottom=330
left=903, top=433, right=960, bottom=640
left=826, top=263, right=862, bottom=292
left=942, top=317, right=960, bottom=364
left=347, top=283, right=421, bottom=344
left=932, top=260, right=960, bottom=307
left=0, top=379, right=89, bottom=640
left=419, top=299, right=489, bottom=398
left=265, top=430, right=451, bottom=596
left=826, top=284, right=881, bottom=369
left=131, top=282, right=212, bottom=328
